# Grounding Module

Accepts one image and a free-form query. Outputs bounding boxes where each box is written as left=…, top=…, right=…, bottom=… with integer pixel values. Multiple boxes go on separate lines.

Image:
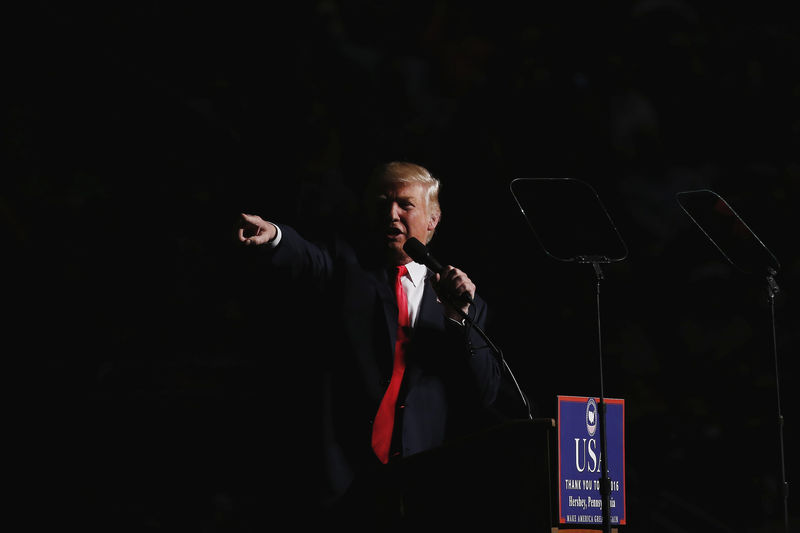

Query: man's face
left=372, top=181, right=439, bottom=265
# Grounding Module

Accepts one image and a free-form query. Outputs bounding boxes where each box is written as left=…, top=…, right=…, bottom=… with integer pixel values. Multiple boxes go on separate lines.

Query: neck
left=386, top=248, right=411, bottom=267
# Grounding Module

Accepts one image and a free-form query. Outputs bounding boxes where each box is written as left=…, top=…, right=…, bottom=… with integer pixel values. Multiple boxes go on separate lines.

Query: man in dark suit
left=237, top=161, right=501, bottom=529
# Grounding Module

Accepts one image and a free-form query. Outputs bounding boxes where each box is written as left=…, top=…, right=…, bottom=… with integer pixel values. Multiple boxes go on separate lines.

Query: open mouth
left=386, top=227, right=403, bottom=237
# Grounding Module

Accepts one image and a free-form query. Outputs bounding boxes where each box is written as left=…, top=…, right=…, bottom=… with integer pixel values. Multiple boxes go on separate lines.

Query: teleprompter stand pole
left=581, top=258, right=612, bottom=533
left=766, top=268, right=789, bottom=533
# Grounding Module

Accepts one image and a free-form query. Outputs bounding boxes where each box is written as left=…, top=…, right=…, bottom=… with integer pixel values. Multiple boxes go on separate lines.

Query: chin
left=385, top=236, right=404, bottom=248
left=385, top=244, right=407, bottom=264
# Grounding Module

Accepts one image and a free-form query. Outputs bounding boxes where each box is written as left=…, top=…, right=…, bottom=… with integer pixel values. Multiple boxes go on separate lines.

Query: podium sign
left=557, top=395, right=626, bottom=526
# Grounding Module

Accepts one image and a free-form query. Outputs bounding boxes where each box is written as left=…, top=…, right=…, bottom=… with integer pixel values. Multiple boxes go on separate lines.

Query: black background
left=6, top=2, right=798, bottom=531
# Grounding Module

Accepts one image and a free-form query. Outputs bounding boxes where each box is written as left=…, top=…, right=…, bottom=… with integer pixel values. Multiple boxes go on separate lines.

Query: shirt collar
left=404, top=261, right=429, bottom=287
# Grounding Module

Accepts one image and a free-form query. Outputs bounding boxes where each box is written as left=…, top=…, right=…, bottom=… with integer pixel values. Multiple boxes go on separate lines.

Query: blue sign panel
left=558, top=395, right=626, bottom=526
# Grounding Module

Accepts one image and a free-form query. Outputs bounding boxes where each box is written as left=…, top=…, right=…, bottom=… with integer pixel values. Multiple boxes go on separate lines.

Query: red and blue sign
left=557, top=395, right=626, bottom=526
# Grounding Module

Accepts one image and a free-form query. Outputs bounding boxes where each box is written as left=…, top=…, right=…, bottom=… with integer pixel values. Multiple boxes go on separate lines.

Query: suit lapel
left=379, top=269, right=399, bottom=359
left=400, top=277, right=445, bottom=388
left=341, top=267, right=395, bottom=399
left=417, top=277, right=445, bottom=331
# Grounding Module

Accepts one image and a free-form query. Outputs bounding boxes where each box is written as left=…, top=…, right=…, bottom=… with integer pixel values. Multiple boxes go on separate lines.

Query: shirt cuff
left=447, top=316, right=466, bottom=327
left=267, top=222, right=282, bottom=248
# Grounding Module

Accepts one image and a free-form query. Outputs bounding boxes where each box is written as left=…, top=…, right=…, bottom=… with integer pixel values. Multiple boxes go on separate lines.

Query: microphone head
left=403, top=237, right=444, bottom=273
left=403, top=237, right=471, bottom=304
left=403, top=237, right=429, bottom=262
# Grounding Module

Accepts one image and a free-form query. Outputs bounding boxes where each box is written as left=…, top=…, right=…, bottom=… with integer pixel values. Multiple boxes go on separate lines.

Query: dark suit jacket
left=262, top=224, right=501, bottom=510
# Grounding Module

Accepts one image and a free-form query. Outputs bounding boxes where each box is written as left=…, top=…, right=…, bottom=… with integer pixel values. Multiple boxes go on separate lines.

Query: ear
left=427, top=212, right=440, bottom=232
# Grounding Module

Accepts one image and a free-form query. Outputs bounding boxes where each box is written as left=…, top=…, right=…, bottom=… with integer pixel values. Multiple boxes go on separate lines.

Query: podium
left=387, top=418, right=557, bottom=532
left=331, top=417, right=622, bottom=532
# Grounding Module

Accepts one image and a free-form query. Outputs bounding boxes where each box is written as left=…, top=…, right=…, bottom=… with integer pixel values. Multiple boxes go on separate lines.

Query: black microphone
left=403, top=237, right=474, bottom=305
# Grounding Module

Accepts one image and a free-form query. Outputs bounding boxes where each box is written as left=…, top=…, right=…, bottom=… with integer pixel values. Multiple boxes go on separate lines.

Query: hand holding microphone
left=403, top=238, right=475, bottom=318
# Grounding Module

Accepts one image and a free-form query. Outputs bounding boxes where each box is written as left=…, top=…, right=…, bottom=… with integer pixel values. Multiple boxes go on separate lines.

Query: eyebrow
left=378, top=194, right=417, bottom=203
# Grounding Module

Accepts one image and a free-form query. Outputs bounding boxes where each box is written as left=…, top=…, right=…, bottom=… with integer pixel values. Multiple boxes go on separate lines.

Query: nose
left=387, top=201, right=401, bottom=221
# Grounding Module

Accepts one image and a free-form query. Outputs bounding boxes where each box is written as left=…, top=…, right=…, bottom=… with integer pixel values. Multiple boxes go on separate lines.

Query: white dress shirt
left=400, top=260, right=429, bottom=329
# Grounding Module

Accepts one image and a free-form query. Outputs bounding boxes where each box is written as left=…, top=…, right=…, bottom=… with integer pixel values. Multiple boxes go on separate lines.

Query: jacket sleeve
left=263, top=224, right=334, bottom=283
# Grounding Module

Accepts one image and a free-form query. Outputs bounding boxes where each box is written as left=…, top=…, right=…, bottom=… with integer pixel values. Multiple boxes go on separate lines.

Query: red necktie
left=371, top=265, right=410, bottom=464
